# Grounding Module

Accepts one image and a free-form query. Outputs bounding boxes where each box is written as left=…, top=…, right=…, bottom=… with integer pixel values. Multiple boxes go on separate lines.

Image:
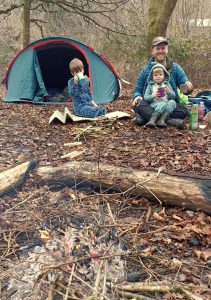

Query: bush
left=169, top=37, right=211, bottom=87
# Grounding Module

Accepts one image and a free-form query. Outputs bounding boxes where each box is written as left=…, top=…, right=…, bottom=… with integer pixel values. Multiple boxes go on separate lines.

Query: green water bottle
left=190, top=104, right=198, bottom=130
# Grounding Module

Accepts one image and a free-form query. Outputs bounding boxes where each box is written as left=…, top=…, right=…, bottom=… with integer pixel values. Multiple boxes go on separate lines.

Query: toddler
left=144, top=63, right=176, bottom=128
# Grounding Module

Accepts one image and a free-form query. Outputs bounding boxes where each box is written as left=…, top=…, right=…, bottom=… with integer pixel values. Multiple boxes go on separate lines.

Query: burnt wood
left=36, top=161, right=211, bottom=215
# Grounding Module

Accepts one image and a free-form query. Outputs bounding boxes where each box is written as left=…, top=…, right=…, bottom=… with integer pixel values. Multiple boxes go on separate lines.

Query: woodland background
left=0, top=0, right=210, bottom=87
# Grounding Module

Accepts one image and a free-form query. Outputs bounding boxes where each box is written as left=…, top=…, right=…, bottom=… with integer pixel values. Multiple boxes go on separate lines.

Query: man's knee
left=171, top=104, right=190, bottom=119
left=134, top=101, right=154, bottom=121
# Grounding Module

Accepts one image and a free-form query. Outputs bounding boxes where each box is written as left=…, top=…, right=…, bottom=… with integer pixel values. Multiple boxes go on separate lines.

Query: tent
left=3, top=37, right=121, bottom=104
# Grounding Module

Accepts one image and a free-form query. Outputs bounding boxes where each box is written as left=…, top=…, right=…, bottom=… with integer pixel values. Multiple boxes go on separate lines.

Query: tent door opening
left=34, top=42, right=89, bottom=94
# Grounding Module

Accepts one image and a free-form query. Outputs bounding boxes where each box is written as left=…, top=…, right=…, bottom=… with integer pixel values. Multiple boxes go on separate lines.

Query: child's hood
left=147, top=63, right=170, bottom=83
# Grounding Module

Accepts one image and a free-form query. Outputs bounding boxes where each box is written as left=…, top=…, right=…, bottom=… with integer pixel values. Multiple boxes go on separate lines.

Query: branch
left=0, top=4, right=23, bottom=14
left=31, top=19, right=46, bottom=37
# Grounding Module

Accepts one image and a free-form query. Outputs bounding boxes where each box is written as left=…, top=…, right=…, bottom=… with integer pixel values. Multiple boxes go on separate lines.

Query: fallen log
left=36, top=161, right=211, bottom=215
left=0, top=160, right=36, bottom=197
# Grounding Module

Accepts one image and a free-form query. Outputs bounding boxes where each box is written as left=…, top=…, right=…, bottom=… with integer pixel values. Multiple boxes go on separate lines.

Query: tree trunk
left=0, top=161, right=36, bottom=197
left=22, top=0, right=32, bottom=47
left=36, top=161, right=211, bottom=215
left=147, top=0, right=177, bottom=54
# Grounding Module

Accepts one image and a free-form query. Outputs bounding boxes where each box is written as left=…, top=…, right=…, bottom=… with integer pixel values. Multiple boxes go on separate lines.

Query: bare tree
left=0, top=0, right=130, bottom=47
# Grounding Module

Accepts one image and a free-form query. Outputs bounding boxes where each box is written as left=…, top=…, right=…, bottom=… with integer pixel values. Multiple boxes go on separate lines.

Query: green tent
left=3, top=37, right=121, bottom=104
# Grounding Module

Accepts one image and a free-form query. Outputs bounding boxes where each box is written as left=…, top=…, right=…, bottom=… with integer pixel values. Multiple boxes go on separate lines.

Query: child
left=144, top=63, right=177, bottom=128
left=68, top=58, right=107, bottom=118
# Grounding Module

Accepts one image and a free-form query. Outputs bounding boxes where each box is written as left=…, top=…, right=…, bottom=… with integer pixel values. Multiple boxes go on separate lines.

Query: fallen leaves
left=0, top=98, right=211, bottom=177
left=193, top=248, right=211, bottom=261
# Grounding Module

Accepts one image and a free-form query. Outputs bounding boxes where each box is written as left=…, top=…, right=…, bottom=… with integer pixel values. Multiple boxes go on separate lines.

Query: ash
left=7, top=222, right=129, bottom=299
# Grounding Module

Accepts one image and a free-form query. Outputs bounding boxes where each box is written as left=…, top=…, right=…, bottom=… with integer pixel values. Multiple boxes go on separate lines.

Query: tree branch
left=0, top=4, right=23, bottom=14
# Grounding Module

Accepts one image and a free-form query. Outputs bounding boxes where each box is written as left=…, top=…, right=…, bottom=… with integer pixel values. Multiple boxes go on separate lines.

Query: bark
left=22, top=0, right=33, bottom=47
left=0, top=160, right=36, bottom=197
left=147, top=0, right=178, bottom=54
left=36, top=161, right=211, bottom=215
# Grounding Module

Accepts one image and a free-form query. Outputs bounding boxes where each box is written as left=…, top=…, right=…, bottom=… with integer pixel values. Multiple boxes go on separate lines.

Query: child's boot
left=166, top=118, right=185, bottom=130
left=145, top=111, right=161, bottom=128
left=156, top=111, right=171, bottom=128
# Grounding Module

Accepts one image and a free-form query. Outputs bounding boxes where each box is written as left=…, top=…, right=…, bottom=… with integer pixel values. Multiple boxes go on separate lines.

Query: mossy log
left=36, top=161, right=211, bottom=215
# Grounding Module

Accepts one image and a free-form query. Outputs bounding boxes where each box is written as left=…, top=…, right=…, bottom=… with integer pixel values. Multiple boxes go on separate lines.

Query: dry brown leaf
left=196, top=212, right=207, bottom=225
left=153, top=212, right=165, bottom=221
left=187, top=155, right=195, bottom=165
left=192, top=248, right=211, bottom=261
left=200, top=249, right=211, bottom=261
left=171, top=257, right=182, bottom=268
left=193, top=248, right=202, bottom=259
left=38, top=229, right=51, bottom=242
left=70, top=193, right=77, bottom=200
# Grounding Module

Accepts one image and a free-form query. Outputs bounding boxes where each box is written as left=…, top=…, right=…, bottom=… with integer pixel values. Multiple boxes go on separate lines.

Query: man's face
left=151, top=43, right=168, bottom=62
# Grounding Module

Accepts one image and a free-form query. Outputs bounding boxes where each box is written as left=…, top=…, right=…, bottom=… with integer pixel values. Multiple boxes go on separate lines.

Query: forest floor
left=0, top=84, right=211, bottom=300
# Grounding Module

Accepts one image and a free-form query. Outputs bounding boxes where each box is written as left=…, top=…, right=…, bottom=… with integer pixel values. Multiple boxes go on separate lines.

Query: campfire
left=1, top=183, right=211, bottom=300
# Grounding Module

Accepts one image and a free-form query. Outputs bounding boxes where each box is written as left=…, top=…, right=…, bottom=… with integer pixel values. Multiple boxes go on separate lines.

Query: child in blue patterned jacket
left=68, top=58, right=107, bottom=118
left=144, top=63, right=176, bottom=128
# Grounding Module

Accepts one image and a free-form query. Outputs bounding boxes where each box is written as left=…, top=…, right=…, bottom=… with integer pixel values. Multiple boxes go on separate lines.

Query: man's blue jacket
left=132, top=57, right=188, bottom=103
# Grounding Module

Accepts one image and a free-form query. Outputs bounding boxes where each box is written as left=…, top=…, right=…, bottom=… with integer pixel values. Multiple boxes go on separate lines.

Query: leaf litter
left=0, top=87, right=211, bottom=299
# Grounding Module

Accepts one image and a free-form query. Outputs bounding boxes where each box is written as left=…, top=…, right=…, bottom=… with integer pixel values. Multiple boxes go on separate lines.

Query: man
left=132, top=36, right=193, bottom=129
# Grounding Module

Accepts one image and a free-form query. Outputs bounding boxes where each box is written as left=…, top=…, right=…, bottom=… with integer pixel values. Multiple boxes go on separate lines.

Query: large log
left=36, top=161, right=211, bottom=215
left=0, top=160, right=36, bottom=197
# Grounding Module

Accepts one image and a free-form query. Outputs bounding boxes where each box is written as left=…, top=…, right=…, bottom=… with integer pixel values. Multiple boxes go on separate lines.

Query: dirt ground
left=0, top=84, right=211, bottom=300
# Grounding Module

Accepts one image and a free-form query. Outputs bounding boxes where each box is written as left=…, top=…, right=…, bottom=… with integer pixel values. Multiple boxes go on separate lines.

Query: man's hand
left=165, top=86, right=170, bottom=94
left=132, top=96, right=143, bottom=107
left=186, top=81, right=193, bottom=91
left=74, top=75, right=78, bottom=85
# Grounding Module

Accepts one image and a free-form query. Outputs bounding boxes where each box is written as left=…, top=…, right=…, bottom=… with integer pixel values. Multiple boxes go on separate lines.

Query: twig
left=115, top=281, right=204, bottom=299
left=64, top=263, right=76, bottom=300
left=115, top=289, right=153, bottom=300
left=131, top=212, right=144, bottom=245
left=106, top=202, right=117, bottom=225
left=64, top=142, right=82, bottom=147
left=4, top=190, right=39, bottom=213
left=145, top=206, right=152, bottom=223
left=87, top=260, right=104, bottom=300
left=100, top=261, right=108, bottom=300
left=140, top=220, right=190, bottom=235
left=72, top=273, right=110, bottom=300
left=74, top=125, right=93, bottom=140
left=181, top=288, right=204, bottom=300
left=121, top=167, right=163, bottom=205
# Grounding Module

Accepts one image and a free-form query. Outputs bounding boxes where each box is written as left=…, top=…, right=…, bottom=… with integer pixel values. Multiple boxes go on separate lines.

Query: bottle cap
left=191, top=104, right=198, bottom=112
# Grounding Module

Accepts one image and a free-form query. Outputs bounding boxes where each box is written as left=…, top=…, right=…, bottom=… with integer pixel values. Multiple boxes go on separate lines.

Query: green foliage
left=169, top=38, right=192, bottom=61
